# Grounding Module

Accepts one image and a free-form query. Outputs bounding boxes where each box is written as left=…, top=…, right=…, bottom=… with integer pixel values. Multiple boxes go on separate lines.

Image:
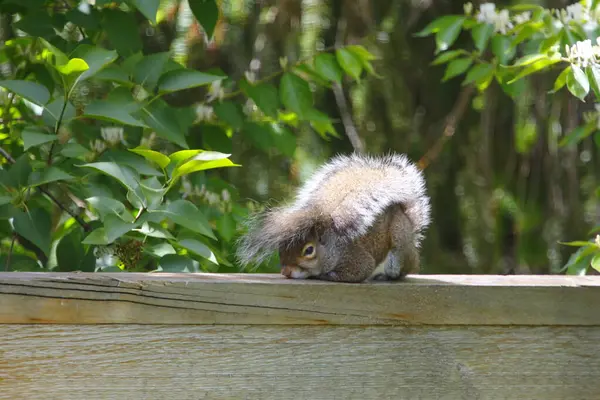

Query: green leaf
left=314, top=53, right=343, bottom=83
left=158, top=254, right=195, bottom=272
left=61, top=142, right=90, bottom=158
left=513, top=54, right=548, bottom=67
left=189, top=0, right=219, bottom=40
left=28, top=167, right=74, bottom=187
left=279, top=72, right=313, bottom=118
left=564, top=246, right=595, bottom=275
left=101, top=9, right=142, bottom=57
left=559, top=240, right=596, bottom=247
left=103, top=214, right=137, bottom=243
left=129, top=147, right=170, bottom=170
left=83, top=100, right=146, bottom=127
left=591, top=253, right=600, bottom=273
left=551, top=66, right=571, bottom=93
left=243, top=122, right=274, bottom=152
left=414, top=15, right=463, bottom=38
left=42, top=96, right=76, bottom=127
left=79, top=162, right=140, bottom=194
left=241, top=80, right=280, bottom=118
left=137, top=100, right=189, bottom=149
left=57, top=228, right=96, bottom=272
left=0, top=80, right=50, bottom=106
left=22, top=129, right=56, bottom=150
left=434, top=16, right=466, bottom=52
left=86, top=196, right=129, bottom=220
left=157, top=69, right=223, bottom=93
left=75, top=46, right=119, bottom=82
left=177, top=237, right=218, bottom=264
left=311, top=119, right=339, bottom=139
left=134, top=221, right=174, bottom=239
left=93, top=65, right=131, bottom=85
left=55, top=58, right=89, bottom=75
left=471, top=23, right=494, bottom=52
left=128, top=0, right=160, bottom=24
left=146, top=242, right=176, bottom=258
left=586, top=65, right=600, bottom=99
left=442, top=58, right=473, bottom=81
left=82, top=228, right=110, bottom=245
left=154, top=199, right=215, bottom=239
left=133, top=52, right=170, bottom=91
left=213, top=101, right=245, bottom=130
left=216, top=213, right=235, bottom=242
left=567, top=64, right=590, bottom=101
left=13, top=209, right=52, bottom=257
left=491, top=36, right=515, bottom=65
left=463, top=63, right=495, bottom=90
left=171, top=152, right=239, bottom=182
left=6, top=154, right=32, bottom=188
left=335, top=48, right=362, bottom=80
left=269, top=123, right=297, bottom=157
left=559, top=123, right=597, bottom=147
left=507, top=56, right=562, bottom=84
left=13, top=11, right=56, bottom=37
left=168, top=149, right=203, bottom=167
left=431, top=50, right=468, bottom=66
left=138, top=176, right=165, bottom=210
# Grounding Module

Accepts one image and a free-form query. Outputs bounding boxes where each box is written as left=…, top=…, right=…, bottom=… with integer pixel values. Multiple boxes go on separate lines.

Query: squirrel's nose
left=280, top=265, right=293, bottom=278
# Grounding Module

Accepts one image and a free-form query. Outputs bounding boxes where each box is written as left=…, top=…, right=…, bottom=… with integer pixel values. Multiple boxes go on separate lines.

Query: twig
left=417, top=86, right=474, bottom=170
left=0, top=146, right=92, bottom=232
left=333, top=17, right=364, bottom=153
left=48, top=95, right=69, bottom=165
left=5, top=233, right=17, bottom=271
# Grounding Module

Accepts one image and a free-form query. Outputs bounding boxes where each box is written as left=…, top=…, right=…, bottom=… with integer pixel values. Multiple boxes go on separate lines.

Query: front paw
left=281, top=265, right=309, bottom=279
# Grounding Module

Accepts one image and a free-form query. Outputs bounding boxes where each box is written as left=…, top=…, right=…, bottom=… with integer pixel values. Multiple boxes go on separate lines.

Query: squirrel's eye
left=302, top=244, right=316, bottom=258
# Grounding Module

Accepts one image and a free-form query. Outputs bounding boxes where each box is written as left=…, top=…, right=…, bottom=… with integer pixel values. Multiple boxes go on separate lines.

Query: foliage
left=418, top=0, right=600, bottom=274
left=0, top=0, right=378, bottom=272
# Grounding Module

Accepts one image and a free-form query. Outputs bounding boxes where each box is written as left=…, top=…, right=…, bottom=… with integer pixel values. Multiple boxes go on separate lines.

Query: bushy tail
left=235, top=206, right=319, bottom=267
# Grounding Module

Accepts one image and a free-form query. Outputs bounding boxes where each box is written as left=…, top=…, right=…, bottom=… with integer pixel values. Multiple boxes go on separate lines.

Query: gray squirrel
left=236, top=152, right=431, bottom=283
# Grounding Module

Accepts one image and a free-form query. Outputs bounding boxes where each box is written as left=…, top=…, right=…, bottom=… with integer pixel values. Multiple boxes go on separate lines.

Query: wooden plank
left=2, top=325, right=600, bottom=400
left=1, top=273, right=599, bottom=325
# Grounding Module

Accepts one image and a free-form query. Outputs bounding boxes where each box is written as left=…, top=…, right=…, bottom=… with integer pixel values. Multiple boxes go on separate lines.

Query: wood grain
left=2, top=325, right=600, bottom=400
left=1, top=273, right=600, bottom=325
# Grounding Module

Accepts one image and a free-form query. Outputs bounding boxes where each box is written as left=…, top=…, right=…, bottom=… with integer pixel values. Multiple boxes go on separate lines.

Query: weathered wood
left=1, top=273, right=599, bottom=325
left=2, top=324, right=600, bottom=400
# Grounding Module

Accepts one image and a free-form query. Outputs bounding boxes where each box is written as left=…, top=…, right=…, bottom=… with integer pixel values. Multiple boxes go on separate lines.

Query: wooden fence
left=1, top=272, right=600, bottom=399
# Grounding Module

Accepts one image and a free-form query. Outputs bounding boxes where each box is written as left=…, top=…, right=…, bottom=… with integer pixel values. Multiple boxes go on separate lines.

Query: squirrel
left=235, top=152, right=431, bottom=283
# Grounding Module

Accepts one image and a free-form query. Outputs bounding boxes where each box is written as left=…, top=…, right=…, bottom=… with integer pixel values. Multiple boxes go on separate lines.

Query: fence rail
left=2, top=273, right=600, bottom=399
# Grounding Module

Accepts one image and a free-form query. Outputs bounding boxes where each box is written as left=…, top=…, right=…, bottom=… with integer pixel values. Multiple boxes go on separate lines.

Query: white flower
left=90, top=139, right=106, bottom=154
left=139, top=132, right=156, bottom=149
left=206, top=79, right=225, bottom=102
left=244, top=70, right=256, bottom=83
left=77, top=0, right=91, bottom=15
left=477, top=3, right=497, bottom=24
left=476, top=3, right=513, bottom=34
left=195, top=104, right=214, bottom=122
left=463, top=2, right=473, bottom=16
left=101, top=126, right=124, bottom=146
left=565, top=3, right=588, bottom=23
left=494, top=9, right=513, bottom=34
left=565, top=39, right=600, bottom=67
left=513, top=11, right=531, bottom=25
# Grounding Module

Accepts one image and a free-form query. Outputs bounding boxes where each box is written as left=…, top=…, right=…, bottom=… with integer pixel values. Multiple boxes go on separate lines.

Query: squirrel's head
left=278, top=229, right=339, bottom=279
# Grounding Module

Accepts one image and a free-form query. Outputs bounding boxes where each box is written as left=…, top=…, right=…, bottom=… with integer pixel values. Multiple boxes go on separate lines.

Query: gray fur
left=235, top=152, right=431, bottom=267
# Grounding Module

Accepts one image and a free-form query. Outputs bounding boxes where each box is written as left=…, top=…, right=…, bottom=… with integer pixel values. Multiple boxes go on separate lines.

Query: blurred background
left=169, top=0, right=597, bottom=275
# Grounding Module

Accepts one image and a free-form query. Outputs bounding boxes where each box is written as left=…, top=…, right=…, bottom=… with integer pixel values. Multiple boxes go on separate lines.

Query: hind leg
left=372, top=210, right=420, bottom=281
